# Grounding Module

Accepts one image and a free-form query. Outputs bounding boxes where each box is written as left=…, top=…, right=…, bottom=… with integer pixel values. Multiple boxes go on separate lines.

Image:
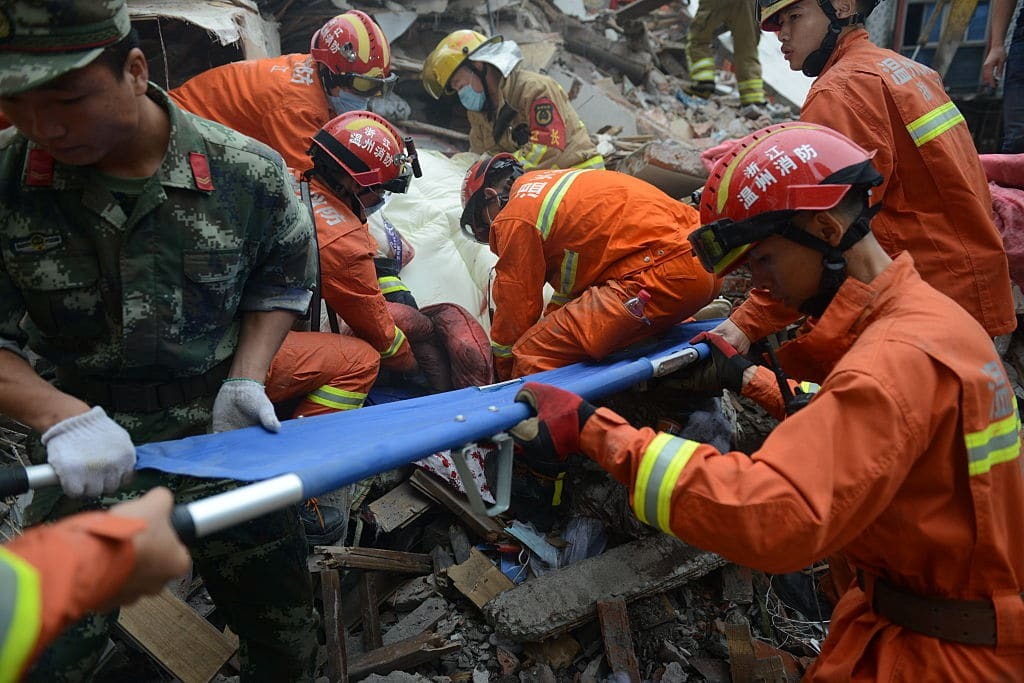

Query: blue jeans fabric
left=1003, top=16, right=1024, bottom=153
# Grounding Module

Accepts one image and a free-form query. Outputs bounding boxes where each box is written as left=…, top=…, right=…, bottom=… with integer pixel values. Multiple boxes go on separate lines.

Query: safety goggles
left=337, top=71, right=398, bottom=97
left=688, top=211, right=795, bottom=275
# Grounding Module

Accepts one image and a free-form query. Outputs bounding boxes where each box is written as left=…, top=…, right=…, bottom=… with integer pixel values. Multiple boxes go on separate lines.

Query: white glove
left=212, top=378, right=281, bottom=433
left=42, top=407, right=136, bottom=498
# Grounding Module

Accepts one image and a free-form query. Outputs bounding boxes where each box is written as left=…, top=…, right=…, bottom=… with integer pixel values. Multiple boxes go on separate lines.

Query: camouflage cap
left=0, top=0, right=131, bottom=97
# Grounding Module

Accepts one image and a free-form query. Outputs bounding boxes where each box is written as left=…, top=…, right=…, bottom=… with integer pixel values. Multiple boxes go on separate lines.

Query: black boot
left=300, top=498, right=347, bottom=546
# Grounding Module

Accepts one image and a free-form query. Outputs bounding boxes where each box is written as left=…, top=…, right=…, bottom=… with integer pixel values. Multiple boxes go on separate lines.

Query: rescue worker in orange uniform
left=423, top=31, right=604, bottom=171
left=509, top=122, right=1024, bottom=681
left=461, top=155, right=717, bottom=379
left=263, top=111, right=419, bottom=545
left=265, top=111, right=418, bottom=419
left=0, top=489, right=190, bottom=681
left=171, top=11, right=418, bottom=312
left=709, top=0, right=1015, bottom=353
left=170, top=11, right=394, bottom=170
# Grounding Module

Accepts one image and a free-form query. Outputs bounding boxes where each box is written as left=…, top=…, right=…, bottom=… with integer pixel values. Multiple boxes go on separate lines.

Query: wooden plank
left=448, top=524, right=472, bottom=564
left=721, top=564, right=754, bottom=605
left=347, top=632, right=460, bottom=679
left=116, top=589, right=236, bottom=683
left=447, top=548, right=516, bottom=610
left=367, top=481, right=433, bottom=533
left=360, top=573, right=383, bottom=651
left=597, top=600, right=640, bottom=682
left=383, top=596, right=448, bottom=646
left=343, top=573, right=406, bottom=629
left=320, top=569, right=349, bottom=683
left=484, top=535, right=727, bottom=641
left=311, top=546, right=432, bottom=574
left=409, top=469, right=505, bottom=541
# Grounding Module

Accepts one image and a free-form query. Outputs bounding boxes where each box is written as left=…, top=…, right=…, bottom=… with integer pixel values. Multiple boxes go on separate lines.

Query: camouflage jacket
left=0, top=85, right=315, bottom=381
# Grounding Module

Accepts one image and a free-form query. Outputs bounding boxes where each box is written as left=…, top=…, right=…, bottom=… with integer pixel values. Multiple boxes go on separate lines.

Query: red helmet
left=310, top=11, right=396, bottom=95
left=690, top=122, right=881, bottom=275
left=310, top=111, right=417, bottom=193
left=460, top=153, right=521, bottom=242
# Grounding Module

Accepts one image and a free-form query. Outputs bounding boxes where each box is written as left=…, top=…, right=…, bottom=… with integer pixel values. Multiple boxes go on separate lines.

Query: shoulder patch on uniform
left=189, top=152, right=214, bottom=191
left=26, top=148, right=54, bottom=187
left=529, top=98, right=567, bottom=150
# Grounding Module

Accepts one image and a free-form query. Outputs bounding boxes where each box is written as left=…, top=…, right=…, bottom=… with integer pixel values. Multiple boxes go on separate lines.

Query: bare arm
left=983, top=0, right=1016, bottom=87
left=0, top=349, right=88, bottom=433
left=227, top=309, right=298, bottom=382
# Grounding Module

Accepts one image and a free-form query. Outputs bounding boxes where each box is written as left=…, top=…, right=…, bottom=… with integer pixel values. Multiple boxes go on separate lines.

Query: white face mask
left=328, top=90, right=370, bottom=115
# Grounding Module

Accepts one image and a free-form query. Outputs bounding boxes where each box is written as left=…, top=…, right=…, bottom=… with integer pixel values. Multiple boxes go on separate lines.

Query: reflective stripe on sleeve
left=514, top=144, right=547, bottom=169
left=0, top=548, right=41, bottom=683
left=906, top=101, right=966, bottom=147
left=965, top=397, right=1021, bottom=476
left=305, top=386, right=366, bottom=411
left=378, top=276, right=410, bottom=295
left=798, top=381, right=820, bottom=395
left=633, top=433, right=701, bottom=533
left=490, top=341, right=514, bottom=358
left=380, top=326, right=407, bottom=359
left=572, top=155, right=605, bottom=170
left=559, top=250, right=580, bottom=299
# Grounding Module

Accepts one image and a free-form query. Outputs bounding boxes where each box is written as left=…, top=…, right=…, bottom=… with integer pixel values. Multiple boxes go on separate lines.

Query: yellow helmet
left=422, top=30, right=502, bottom=99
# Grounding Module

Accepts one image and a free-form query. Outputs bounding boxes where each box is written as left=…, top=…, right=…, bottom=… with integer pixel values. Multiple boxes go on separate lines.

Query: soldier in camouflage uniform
left=0, top=1, right=318, bottom=680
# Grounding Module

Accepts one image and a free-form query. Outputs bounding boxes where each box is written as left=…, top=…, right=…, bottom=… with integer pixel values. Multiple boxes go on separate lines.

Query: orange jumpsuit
left=0, top=513, right=143, bottom=681
left=488, top=169, right=717, bottom=379
left=171, top=54, right=329, bottom=170
left=468, top=68, right=604, bottom=170
left=266, top=174, right=414, bottom=417
left=580, top=254, right=1024, bottom=680
left=731, top=29, right=1015, bottom=339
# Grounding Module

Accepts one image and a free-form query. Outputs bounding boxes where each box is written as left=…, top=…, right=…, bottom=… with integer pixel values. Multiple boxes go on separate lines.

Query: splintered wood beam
left=597, top=600, right=641, bottom=682
left=346, top=632, right=460, bottom=679
left=360, top=572, right=383, bottom=651
left=409, top=469, right=506, bottom=541
left=310, top=546, right=432, bottom=574
left=319, top=569, right=348, bottom=683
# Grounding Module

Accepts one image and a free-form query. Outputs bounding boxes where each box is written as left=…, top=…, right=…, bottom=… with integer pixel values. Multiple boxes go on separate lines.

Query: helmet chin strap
left=801, top=0, right=862, bottom=77
left=778, top=207, right=876, bottom=317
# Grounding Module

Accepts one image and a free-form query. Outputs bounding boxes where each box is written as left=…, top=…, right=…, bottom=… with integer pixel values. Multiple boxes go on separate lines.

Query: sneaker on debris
left=300, top=498, right=346, bottom=547
left=693, top=297, right=734, bottom=321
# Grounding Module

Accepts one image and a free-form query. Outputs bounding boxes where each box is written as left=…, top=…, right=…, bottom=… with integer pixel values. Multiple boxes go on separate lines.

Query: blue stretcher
left=1, top=320, right=715, bottom=540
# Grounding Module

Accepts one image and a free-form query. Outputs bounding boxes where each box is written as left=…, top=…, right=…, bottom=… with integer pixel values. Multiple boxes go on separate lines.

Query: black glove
left=510, top=382, right=597, bottom=461
left=374, top=257, right=418, bottom=308
left=672, top=331, right=754, bottom=395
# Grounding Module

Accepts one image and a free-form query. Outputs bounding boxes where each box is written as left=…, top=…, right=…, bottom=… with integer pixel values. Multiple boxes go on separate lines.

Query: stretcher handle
left=0, top=464, right=305, bottom=545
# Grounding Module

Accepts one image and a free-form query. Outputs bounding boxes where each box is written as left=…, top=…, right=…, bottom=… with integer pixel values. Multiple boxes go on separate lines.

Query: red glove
left=510, top=382, right=597, bottom=461
left=679, top=331, right=754, bottom=394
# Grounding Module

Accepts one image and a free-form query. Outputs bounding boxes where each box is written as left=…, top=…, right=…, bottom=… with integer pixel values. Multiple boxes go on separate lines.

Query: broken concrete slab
left=483, top=534, right=726, bottom=642
left=549, top=66, right=638, bottom=137
left=617, top=138, right=710, bottom=200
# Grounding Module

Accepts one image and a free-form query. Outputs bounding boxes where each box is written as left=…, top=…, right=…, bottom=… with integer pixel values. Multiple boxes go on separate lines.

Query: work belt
left=858, top=570, right=1022, bottom=646
left=56, top=357, right=232, bottom=414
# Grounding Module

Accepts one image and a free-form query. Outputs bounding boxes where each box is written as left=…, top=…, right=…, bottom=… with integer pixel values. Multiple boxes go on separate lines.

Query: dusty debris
left=483, top=533, right=727, bottom=641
